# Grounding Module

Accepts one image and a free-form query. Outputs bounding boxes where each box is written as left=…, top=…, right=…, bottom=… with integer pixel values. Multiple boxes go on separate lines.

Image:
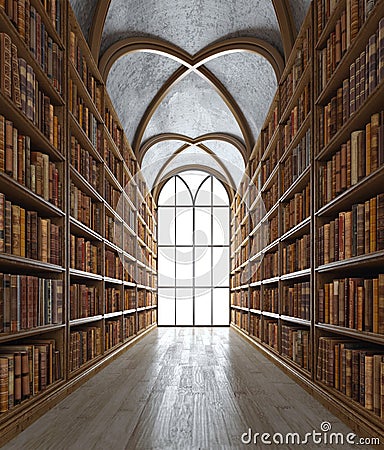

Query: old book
left=0, top=358, right=8, bottom=412
left=0, top=33, right=12, bottom=99
left=11, top=43, right=21, bottom=109
left=379, top=274, right=384, bottom=334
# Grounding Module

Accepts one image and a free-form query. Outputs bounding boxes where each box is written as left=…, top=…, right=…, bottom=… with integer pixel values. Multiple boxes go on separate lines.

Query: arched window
left=157, top=170, right=230, bottom=326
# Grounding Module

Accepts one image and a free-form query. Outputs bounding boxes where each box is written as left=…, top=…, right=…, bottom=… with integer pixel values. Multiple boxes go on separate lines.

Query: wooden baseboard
left=231, top=324, right=384, bottom=448
left=0, top=325, right=157, bottom=447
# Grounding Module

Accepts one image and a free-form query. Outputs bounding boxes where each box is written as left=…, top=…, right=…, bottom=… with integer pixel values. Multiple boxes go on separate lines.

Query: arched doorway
left=157, top=170, right=230, bottom=326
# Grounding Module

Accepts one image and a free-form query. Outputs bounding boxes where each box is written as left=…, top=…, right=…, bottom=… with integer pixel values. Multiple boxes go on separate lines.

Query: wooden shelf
left=104, top=312, right=123, bottom=319
left=280, top=315, right=311, bottom=326
left=70, top=316, right=103, bottom=326
left=70, top=217, right=103, bottom=242
left=316, top=323, right=384, bottom=345
left=69, top=166, right=104, bottom=203
left=0, top=254, right=64, bottom=272
left=316, top=0, right=346, bottom=49
left=280, top=216, right=311, bottom=242
left=0, top=324, right=65, bottom=343
left=279, top=165, right=311, bottom=203
left=69, top=268, right=103, bottom=281
left=69, top=112, right=103, bottom=163
left=316, top=251, right=384, bottom=273
left=280, top=268, right=311, bottom=281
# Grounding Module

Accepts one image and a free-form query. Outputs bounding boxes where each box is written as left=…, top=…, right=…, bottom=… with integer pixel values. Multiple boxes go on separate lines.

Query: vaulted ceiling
left=69, top=0, right=311, bottom=189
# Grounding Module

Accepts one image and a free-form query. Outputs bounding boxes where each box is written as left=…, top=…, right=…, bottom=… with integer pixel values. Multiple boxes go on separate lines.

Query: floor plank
left=2, top=327, right=363, bottom=449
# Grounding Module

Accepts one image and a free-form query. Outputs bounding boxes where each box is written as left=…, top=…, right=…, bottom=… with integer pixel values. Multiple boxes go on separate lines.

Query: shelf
left=260, top=125, right=280, bottom=163
left=280, top=217, right=311, bottom=242
left=280, top=315, right=311, bottom=326
left=70, top=316, right=103, bottom=326
left=279, top=165, right=311, bottom=203
left=316, top=80, right=384, bottom=161
left=104, top=239, right=124, bottom=254
left=0, top=8, right=64, bottom=105
left=315, top=165, right=384, bottom=217
left=69, top=166, right=104, bottom=203
left=316, top=323, right=384, bottom=345
left=104, top=312, right=123, bottom=319
left=280, top=63, right=311, bottom=124
left=280, top=268, right=311, bottom=281
left=104, top=276, right=123, bottom=285
left=0, top=324, right=65, bottom=343
left=231, top=305, right=249, bottom=312
left=123, top=281, right=136, bottom=288
left=262, top=276, right=280, bottom=285
left=123, top=309, right=136, bottom=314
left=70, top=217, right=103, bottom=242
left=262, top=311, right=279, bottom=319
left=0, top=254, right=64, bottom=273
left=316, top=0, right=346, bottom=49
left=104, top=164, right=123, bottom=193
left=0, top=173, right=64, bottom=218
left=69, top=268, right=103, bottom=281
left=69, top=112, right=103, bottom=163
left=104, top=201, right=124, bottom=224
left=69, top=62, right=104, bottom=123
left=249, top=281, right=262, bottom=287
left=280, top=114, right=311, bottom=163
left=103, top=125, right=124, bottom=164
left=249, top=309, right=262, bottom=314
left=32, top=0, right=65, bottom=49
left=316, top=0, right=384, bottom=104
left=0, top=93, right=64, bottom=162
left=316, top=250, right=384, bottom=273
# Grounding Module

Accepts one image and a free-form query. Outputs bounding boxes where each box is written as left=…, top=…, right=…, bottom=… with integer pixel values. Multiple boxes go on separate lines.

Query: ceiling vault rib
left=88, top=0, right=112, bottom=61
left=99, top=37, right=283, bottom=159
left=271, top=0, right=296, bottom=61
left=139, top=133, right=247, bottom=165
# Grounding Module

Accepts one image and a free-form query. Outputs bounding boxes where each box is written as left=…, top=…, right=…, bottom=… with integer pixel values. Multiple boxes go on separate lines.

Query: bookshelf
left=0, top=2, right=157, bottom=443
left=231, top=0, right=384, bottom=439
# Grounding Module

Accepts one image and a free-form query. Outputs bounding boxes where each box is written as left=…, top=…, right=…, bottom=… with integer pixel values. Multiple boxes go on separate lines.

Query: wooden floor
left=2, top=327, right=357, bottom=449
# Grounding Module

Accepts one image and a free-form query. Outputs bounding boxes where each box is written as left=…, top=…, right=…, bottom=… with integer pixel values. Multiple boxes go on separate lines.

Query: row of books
left=281, top=129, right=311, bottom=193
left=249, top=313, right=261, bottom=339
left=124, top=288, right=136, bottom=311
left=282, top=281, right=311, bottom=321
left=317, top=193, right=384, bottom=265
left=105, top=249, right=123, bottom=280
left=104, top=140, right=123, bottom=187
left=263, top=286, right=279, bottom=313
left=231, top=290, right=247, bottom=308
left=70, top=284, right=101, bottom=321
left=69, top=235, right=99, bottom=274
left=264, top=251, right=279, bottom=280
left=316, top=0, right=378, bottom=41
left=250, top=259, right=262, bottom=284
left=0, top=32, right=62, bottom=151
left=70, top=135, right=102, bottom=194
left=282, top=233, right=311, bottom=274
left=137, top=309, right=154, bottom=331
left=1, top=0, right=63, bottom=94
left=282, top=84, right=310, bottom=150
left=262, top=179, right=279, bottom=212
left=105, top=214, right=121, bottom=247
left=281, top=325, right=310, bottom=371
left=260, top=144, right=279, bottom=187
left=0, top=116, right=62, bottom=207
left=0, top=339, right=61, bottom=412
left=318, top=112, right=384, bottom=207
left=231, top=309, right=248, bottom=331
left=70, top=182, right=102, bottom=234
left=69, top=81, right=100, bottom=150
left=263, top=319, right=278, bottom=351
left=105, top=287, right=120, bottom=314
left=280, top=27, right=311, bottom=114
left=69, top=326, right=102, bottom=372
left=317, top=336, right=384, bottom=418
left=318, top=275, right=384, bottom=333
left=104, top=178, right=120, bottom=211
left=0, top=274, right=62, bottom=333
left=320, top=20, right=384, bottom=147
left=124, top=314, right=135, bottom=339
left=105, top=319, right=121, bottom=351
left=137, top=289, right=152, bottom=308
left=282, top=184, right=310, bottom=235
left=69, top=30, right=102, bottom=114
left=260, top=106, right=278, bottom=154
left=104, top=108, right=124, bottom=155
left=250, top=288, right=261, bottom=310
left=0, top=194, right=61, bottom=264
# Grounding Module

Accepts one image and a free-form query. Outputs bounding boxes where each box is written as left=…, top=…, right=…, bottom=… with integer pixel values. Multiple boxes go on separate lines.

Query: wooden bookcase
left=231, top=0, right=384, bottom=440
left=0, top=1, right=157, bottom=443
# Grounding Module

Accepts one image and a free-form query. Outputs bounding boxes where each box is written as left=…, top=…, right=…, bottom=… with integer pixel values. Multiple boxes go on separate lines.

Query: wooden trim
left=272, top=0, right=296, bottom=61
left=88, top=0, right=112, bottom=62
left=138, top=132, right=247, bottom=164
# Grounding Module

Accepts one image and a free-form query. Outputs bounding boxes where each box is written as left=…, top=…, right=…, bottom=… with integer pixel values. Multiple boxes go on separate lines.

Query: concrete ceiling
left=69, top=0, right=311, bottom=188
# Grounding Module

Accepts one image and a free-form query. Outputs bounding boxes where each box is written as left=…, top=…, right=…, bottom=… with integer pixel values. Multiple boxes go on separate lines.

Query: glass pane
left=175, top=176, right=193, bottom=205
left=179, top=171, right=208, bottom=199
left=195, top=208, right=212, bottom=245
left=175, top=247, right=193, bottom=286
left=175, top=289, right=193, bottom=325
left=195, top=177, right=211, bottom=205
left=176, top=207, right=193, bottom=245
left=213, top=288, right=230, bottom=325
left=158, top=247, right=175, bottom=286
left=195, top=247, right=211, bottom=286
left=212, top=248, right=229, bottom=287
left=158, top=208, right=175, bottom=245
left=195, top=288, right=212, bottom=325
left=158, top=177, right=175, bottom=205
left=158, top=289, right=175, bottom=325
left=212, top=208, right=229, bottom=245
left=212, top=178, right=229, bottom=205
